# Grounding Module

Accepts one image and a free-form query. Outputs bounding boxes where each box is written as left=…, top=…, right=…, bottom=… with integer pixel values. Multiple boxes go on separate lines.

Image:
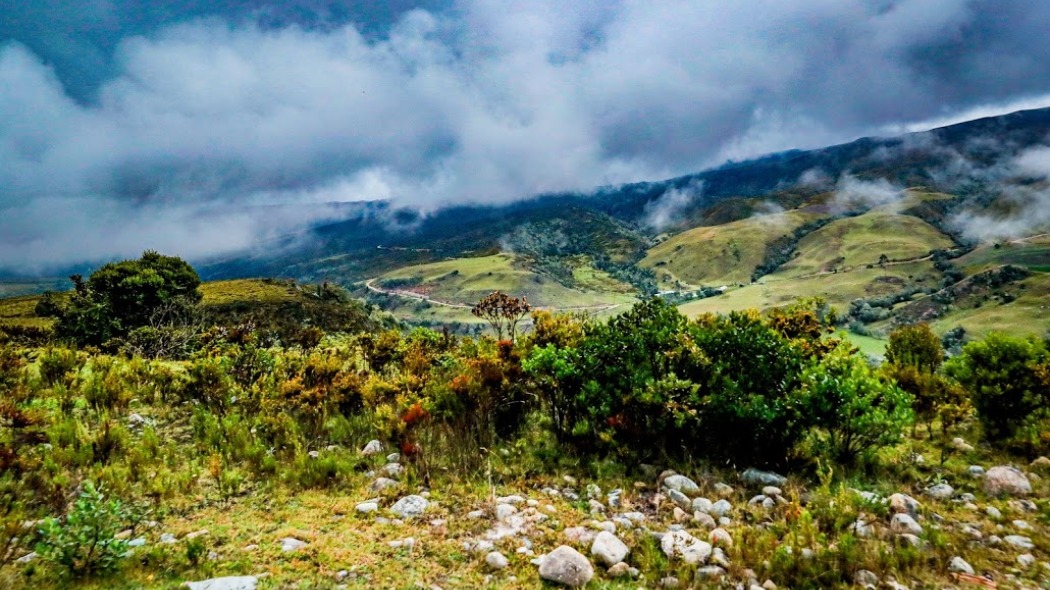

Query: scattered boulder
left=607, top=562, right=631, bottom=578
left=951, top=437, right=974, bottom=452
left=361, top=440, right=384, bottom=456
left=968, top=465, right=985, bottom=477
left=708, top=499, right=733, bottom=518
left=889, top=514, right=923, bottom=536
left=713, top=483, right=734, bottom=497
left=1030, top=456, right=1050, bottom=471
left=563, top=526, right=597, bottom=546
left=667, top=489, right=692, bottom=510
left=741, top=468, right=787, bottom=488
left=709, top=528, right=733, bottom=548
left=280, top=538, right=307, bottom=552
left=485, top=551, right=509, bottom=570
left=538, top=545, right=594, bottom=587
left=590, top=531, right=629, bottom=567
left=1004, top=535, right=1034, bottom=549
left=660, top=530, right=712, bottom=564
left=355, top=501, right=379, bottom=514
left=924, top=483, right=954, bottom=500
left=1018, top=553, right=1036, bottom=568
left=984, top=466, right=1032, bottom=497
left=184, top=577, right=258, bottom=590
left=854, top=569, right=878, bottom=587
left=371, top=477, right=398, bottom=492
left=390, top=495, right=428, bottom=519
left=662, top=475, right=701, bottom=496
left=948, top=556, right=974, bottom=575
left=888, top=493, right=921, bottom=517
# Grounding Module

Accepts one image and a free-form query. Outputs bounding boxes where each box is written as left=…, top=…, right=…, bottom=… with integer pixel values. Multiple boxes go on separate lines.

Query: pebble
left=948, top=556, right=975, bottom=575
left=485, top=551, right=509, bottom=570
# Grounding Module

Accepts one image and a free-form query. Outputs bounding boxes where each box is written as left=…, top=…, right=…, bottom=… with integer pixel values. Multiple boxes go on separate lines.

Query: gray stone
left=1004, top=535, right=1034, bottom=549
left=986, top=506, right=1002, bottom=519
left=371, top=477, right=398, bottom=492
left=14, top=552, right=36, bottom=564
left=280, top=537, right=307, bottom=552
left=128, top=537, right=146, bottom=547
left=697, top=565, right=726, bottom=579
left=160, top=533, right=177, bottom=544
left=888, top=493, right=921, bottom=517
left=984, top=466, right=1032, bottom=497
left=1018, top=553, right=1036, bottom=568
left=890, top=513, right=923, bottom=536
left=496, top=494, right=525, bottom=505
left=538, top=545, right=594, bottom=587
left=660, top=530, right=712, bottom=564
left=708, top=527, right=732, bottom=547
left=951, top=437, right=975, bottom=452
left=713, top=482, right=734, bottom=497
left=361, top=440, right=384, bottom=456
left=607, top=562, right=631, bottom=578
left=356, top=501, right=379, bottom=514
left=381, top=463, right=403, bottom=478
left=709, top=499, right=733, bottom=518
left=693, top=511, right=717, bottom=529
left=390, top=495, right=428, bottom=519
left=667, top=488, right=692, bottom=511
left=485, top=551, right=509, bottom=570
left=948, top=556, right=974, bottom=575
left=590, top=531, right=629, bottom=567
left=662, top=474, right=700, bottom=496
left=563, top=526, right=597, bottom=546
left=185, top=576, right=258, bottom=590
left=741, top=468, right=787, bottom=487
left=968, top=465, right=985, bottom=477
left=851, top=518, right=874, bottom=538
left=925, top=483, right=954, bottom=500
left=854, top=569, right=878, bottom=587
left=761, top=486, right=782, bottom=497
left=691, top=497, right=713, bottom=513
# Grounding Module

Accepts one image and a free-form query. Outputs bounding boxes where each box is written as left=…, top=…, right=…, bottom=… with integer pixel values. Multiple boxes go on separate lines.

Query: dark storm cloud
left=2, top=0, right=1050, bottom=271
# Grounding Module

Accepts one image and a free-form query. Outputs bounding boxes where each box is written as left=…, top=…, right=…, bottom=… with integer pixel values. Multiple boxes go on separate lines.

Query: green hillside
left=374, top=253, right=636, bottom=309
left=640, top=210, right=816, bottom=288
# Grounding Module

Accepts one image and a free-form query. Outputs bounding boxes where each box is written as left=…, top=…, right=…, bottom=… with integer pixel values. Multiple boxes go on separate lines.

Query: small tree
left=36, top=482, right=130, bottom=578
left=885, top=323, right=943, bottom=372
left=800, top=345, right=914, bottom=464
left=471, top=291, right=531, bottom=343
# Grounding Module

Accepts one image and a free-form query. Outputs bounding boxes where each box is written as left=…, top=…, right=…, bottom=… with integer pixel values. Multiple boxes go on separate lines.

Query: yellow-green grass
left=198, top=278, right=304, bottom=306
left=678, top=261, right=942, bottom=317
left=640, top=210, right=814, bottom=288
left=0, top=294, right=54, bottom=328
left=776, top=209, right=954, bottom=279
left=928, top=271, right=1050, bottom=339
left=377, top=254, right=636, bottom=309
left=955, top=235, right=1050, bottom=274
left=834, top=330, right=888, bottom=358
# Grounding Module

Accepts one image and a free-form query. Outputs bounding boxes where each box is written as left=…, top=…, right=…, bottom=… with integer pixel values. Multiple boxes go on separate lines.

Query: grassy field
left=927, top=271, right=1050, bottom=339
left=834, top=330, right=888, bottom=358
left=376, top=254, right=636, bottom=309
left=640, top=210, right=814, bottom=288
left=0, top=294, right=54, bottom=329
left=0, top=278, right=70, bottom=299
left=955, top=235, right=1050, bottom=274
left=679, top=261, right=942, bottom=317
left=776, top=208, right=954, bottom=279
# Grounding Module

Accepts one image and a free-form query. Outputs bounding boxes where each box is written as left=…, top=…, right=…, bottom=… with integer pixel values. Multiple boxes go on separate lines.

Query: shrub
left=945, top=333, right=1050, bottom=443
left=35, top=482, right=130, bottom=577
left=885, top=323, right=943, bottom=372
left=799, top=345, right=914, bottom=463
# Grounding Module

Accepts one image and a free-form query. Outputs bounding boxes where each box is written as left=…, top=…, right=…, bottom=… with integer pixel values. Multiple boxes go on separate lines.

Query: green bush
left=35, top=482, right=130, bottom=578
left=799, top=345, right=914, bottom=463
left=945, top=333, right=1050, bottom=443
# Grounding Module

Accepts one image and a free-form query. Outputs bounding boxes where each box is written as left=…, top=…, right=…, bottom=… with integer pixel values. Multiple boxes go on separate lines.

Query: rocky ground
left=23, top=435, right=1046, bottom=590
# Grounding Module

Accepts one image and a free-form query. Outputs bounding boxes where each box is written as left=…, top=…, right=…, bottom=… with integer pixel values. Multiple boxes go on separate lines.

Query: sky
left=3, top=0, right=1050, bottom=272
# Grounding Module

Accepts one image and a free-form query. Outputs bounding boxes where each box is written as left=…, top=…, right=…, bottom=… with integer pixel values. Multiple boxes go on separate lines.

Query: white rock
left=968, top=465, right=985, bottom=477
left=890, top=514, right=923, bottom=536
left=280, top=537, right=307, bottom=552
left=356, top=502, right=379, bottom=514
left=667, top=488, right=692, bottom=510
left=497, top=495, right=526, bottom=505
left=607, top=562, right=631, bottom=578
left=925, top=483, right=954, bottom=500
left=390, top=495, right=428, bottom=519
left=590, top=531, right=629, bottom=567
left=184, top=576, right=258, bottom=590
left=984, top=466, right=1032, bottom=497
left=1004, top=535, right=1034, bottom=549
left=709, top=528, right=733, bottom=547
left=495, top=504, right=518, bottom=521
left=741, top=468, right=787, bottom=487
left=385, top=452, right=400, bottom=462
left=692, top=497, right=713, bottom=513
left=709, top=499, right=733, bottom=518
left=713, top=483, right=734, bottom=497
left=948, top=556, right=974, bottom=575
left=361, top=440, right=384, bottom=456
left=537, top=545, right=594, bottom=587
left=14, top=552, right=36, bottom=564
left=663, top=475, right=700, bottom=496
left=762, top=486, right=782, bottom=497
left=485, top=551, right=509, bottom=570
left=467, top=510, right=485, bottom=519
left=888, top=493, right=921, bottom=517
left=986, top=506, right=1002, bottom=519
left=371, top=477, right=398, bottom=492
left=951, top=437, right=975, bottom=452
left=1018, top=553, right=1036, bottom=568
left=660, top=530, right=712, bottom=564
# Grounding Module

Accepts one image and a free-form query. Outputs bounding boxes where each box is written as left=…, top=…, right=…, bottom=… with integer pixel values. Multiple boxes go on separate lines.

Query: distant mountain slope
left=201, top=107, right=1050, bottom=286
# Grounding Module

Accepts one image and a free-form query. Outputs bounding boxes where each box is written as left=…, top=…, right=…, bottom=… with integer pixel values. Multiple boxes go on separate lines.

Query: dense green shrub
left=799, top=345, right=914, bottom=463
left=35, top=482, right=130, bottom=578
left=945, top=334, right=1050, bottom=443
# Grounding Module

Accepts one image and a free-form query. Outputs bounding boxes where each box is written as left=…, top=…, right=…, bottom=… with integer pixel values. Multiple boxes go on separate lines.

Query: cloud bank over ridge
left=3, top=0, right=1050, bottom=270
